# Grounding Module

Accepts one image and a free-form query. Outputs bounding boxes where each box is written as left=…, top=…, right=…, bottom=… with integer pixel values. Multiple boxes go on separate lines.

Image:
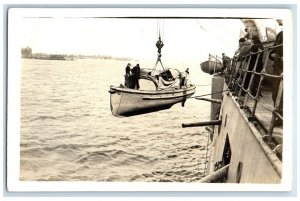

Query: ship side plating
left=197, top=21, right=283, bottom=183
left=207, top=75, right=281, bottom=183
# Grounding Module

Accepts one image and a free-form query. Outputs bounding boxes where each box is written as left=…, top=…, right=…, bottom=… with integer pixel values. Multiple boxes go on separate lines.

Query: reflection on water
left=20, top=58, right=212, bottom=182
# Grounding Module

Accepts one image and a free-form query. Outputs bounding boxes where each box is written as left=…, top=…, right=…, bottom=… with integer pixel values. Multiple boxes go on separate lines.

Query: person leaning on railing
left=232, top=38, right=251, bottom=80
left=269, top=31, right=283, bottom=125
left=237, top=38, right=252, bottom=61
left=244, top=35, right=264, bottom=96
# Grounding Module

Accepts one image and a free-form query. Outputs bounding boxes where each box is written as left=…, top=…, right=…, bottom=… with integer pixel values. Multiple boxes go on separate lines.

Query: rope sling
left=151, top=19, right=171, bottom=80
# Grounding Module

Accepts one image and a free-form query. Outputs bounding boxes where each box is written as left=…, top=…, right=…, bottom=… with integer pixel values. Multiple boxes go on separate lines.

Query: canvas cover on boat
left=139, top=76, right=158, bottom=90
left=138, top=68, right=191, bottom=90
left=157, top=68, right=182, bottom=89
left=158, top=76, right=181, bottom=89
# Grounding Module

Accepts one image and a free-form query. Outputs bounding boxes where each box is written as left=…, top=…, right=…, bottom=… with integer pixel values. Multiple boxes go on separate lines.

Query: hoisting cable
left=151, top=34, right=165, bottom=75
left=195, top=19, right=236, bottom=49
left=152, top=19, right=170, bottom=80
left=156, top=19, right=165, bottom=40
left=196, top=19, right=207, bottom=32
left=187, top=89, right=229, bottom=100
left=193, top=84, right=212, bottom=87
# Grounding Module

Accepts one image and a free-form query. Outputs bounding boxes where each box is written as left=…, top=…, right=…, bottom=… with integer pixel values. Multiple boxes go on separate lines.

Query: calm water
left=20, top=58, right=212, bottom=182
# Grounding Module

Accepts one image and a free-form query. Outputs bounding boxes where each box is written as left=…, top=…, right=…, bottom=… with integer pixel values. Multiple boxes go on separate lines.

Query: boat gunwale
left=142, top=91, right=195, bottom=100
left=110, top=85, right=196, bottom=95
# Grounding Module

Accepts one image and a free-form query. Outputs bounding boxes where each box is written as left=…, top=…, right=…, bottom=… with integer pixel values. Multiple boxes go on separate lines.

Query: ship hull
left=206, top=76, right=281, bottom=183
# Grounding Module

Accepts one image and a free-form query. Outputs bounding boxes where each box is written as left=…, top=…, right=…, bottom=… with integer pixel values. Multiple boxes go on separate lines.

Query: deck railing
left=225, top=44, right=283, bottom=143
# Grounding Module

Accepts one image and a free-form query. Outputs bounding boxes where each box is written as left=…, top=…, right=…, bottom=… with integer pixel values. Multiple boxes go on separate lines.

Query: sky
left=19, top=16, right=243, bottom=64
left=13, top=8, right=284, bottom=69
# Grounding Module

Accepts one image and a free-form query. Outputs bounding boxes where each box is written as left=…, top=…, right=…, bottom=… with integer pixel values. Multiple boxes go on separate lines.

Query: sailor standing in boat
left=125, top=63, right=132, bottom=88
left=180, top=70, right=189, bottom=89
left=131, top=64, right=141, bottom=90
left=185, top=68, right=189, bottom=75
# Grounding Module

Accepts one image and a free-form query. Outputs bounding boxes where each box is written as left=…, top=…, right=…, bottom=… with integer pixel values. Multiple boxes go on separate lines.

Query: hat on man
left=239, top=38, right=246, bottom=43
left=252, top=35, right=260, bottom=42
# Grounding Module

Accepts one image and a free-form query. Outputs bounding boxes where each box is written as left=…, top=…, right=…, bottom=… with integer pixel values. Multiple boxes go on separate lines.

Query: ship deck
left=242, top=90, right=283, bottom=144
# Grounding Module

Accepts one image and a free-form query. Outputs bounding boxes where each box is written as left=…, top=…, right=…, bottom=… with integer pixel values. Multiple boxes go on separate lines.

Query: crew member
left=125, top=63, right=131, bottom=87
left=269, top=31, right=283, bottom=125
left=244, top=35, right=264, bottom=96
left=185, top=68, right=189, bottom=75
left=131, top=64, right=141, bottom=89
left=221, top=53, right=231, bottom=73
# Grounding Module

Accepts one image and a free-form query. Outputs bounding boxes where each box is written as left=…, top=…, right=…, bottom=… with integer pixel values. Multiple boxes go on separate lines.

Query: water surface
left=20, top=58, right=212, bottom=182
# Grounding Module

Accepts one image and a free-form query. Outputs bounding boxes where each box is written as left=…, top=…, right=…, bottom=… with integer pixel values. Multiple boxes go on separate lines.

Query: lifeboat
left=109, top=68, right=196, bottom=117
left=200, top=54, right=223, bottom=75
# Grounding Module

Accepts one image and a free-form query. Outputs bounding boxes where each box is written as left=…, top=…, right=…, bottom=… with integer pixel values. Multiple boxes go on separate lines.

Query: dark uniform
left=269, top=31, right=283, bottom=116
left=131, top=64, right=141, bottom=89
left=125, top=64, right=131, bottom=75
left=125, top=63, right=131, bottom=87
left=222, top=53, right=231, bottom=73
left=243, top=36, right=264, bottom=96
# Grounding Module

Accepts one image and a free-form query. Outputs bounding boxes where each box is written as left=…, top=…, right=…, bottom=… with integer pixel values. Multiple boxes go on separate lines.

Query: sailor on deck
left=269, top=31, right=283, bottom=125
left=244, top=35, right=264, bottom=96
left=221, top=53, right=231, bottom=73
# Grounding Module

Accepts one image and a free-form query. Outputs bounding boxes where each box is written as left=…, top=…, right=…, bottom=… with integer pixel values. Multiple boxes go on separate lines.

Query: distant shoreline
left=22, top=53, right=132, bottom=61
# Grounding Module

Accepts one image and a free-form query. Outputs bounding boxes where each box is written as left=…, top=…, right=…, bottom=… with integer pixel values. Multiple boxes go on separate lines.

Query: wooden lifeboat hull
left=109, top=86, right=196, bottom=117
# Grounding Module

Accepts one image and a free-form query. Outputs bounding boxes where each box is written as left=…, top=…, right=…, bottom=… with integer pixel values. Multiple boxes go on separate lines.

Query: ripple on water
left=20, top=58, right=211, bottom=182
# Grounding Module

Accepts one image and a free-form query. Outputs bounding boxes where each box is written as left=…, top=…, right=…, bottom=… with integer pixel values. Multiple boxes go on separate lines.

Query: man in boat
left=180, top=70, right=189, bottom=89
left=131, top=64, right=141, bottom=90
left=125, top=63, right=132, bottom=87
left=185, top=68, right=189, bottom=75
left=156, top=36, right=164, bottom=58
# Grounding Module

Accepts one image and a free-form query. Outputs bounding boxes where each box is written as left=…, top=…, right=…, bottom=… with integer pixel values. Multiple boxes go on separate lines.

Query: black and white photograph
left=5, top=6, right=296, bottom=195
